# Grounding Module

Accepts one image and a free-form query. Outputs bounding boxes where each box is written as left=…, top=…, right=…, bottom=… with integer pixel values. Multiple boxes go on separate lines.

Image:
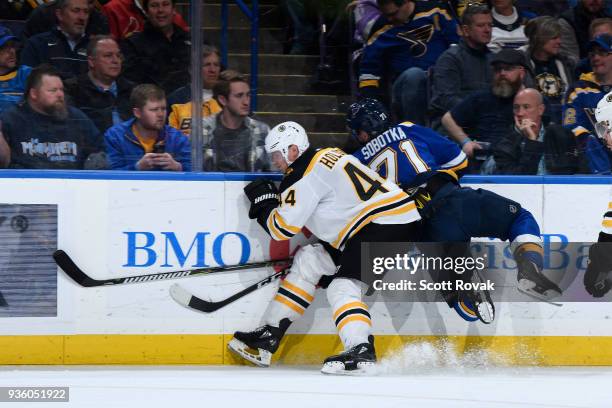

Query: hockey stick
left=170, top=268, right=290, bottom=313
left=53, top=249, right=291, bottom=287
left=0, top=291, right=7, bottom=307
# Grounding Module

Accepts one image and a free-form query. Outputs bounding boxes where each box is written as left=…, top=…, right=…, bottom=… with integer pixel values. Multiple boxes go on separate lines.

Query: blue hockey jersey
left=352, top=121, right=468, bottom=188
left=359, top=3, right=459, bottom=92
left=562, top=72, right=612, bottom=174
left=0, top=65, right=31, bottom=115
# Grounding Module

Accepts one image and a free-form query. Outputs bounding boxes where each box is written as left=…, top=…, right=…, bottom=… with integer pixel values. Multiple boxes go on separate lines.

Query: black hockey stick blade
left=0, top=291, right=7, bottom=307
left=170, top=268, right=290, bottom=313
left=53, top=249, right=291, bottom=287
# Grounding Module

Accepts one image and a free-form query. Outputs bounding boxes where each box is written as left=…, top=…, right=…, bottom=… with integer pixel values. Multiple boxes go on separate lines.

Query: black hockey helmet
left=346, top=98, right=391, bottom=144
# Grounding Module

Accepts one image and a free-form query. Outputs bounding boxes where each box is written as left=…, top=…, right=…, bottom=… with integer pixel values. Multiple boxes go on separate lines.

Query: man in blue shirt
left=104, top=84, right=191, bottom=171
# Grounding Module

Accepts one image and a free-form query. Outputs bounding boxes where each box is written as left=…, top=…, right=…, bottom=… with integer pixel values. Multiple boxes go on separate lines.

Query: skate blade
left=476, top=301, right=495, bottom=324
left=228, top=338, right=272, bottom=367
left=517, top=284, right=562, bottom=306
left=321, top=361, right=377, bottom=376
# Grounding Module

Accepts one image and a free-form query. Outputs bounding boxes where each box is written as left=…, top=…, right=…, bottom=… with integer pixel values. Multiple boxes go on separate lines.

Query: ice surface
left=0, top=362, right=610, bottom=408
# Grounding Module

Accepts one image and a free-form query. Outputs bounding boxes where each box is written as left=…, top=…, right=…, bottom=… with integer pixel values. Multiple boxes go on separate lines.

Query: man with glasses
left=441, top=48, right=526, bottom=172
left=562, top=33, right=612, bottom=173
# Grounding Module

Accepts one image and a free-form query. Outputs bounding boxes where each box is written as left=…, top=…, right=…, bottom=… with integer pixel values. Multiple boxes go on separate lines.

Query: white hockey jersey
left=264, top=147, right=421, bottom=249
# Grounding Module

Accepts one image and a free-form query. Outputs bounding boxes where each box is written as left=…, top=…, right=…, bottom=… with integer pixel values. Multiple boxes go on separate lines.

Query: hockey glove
left=244, top=178, right=279, bottom=219
left=584, top=241, right=612, bottom=298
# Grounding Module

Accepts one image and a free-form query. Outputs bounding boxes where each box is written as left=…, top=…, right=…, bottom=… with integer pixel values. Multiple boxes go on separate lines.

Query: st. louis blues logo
left=397, top=24, right=434, bottom=58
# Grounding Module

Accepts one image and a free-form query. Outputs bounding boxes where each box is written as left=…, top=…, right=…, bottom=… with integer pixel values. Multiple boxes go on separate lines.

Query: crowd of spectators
left=0, top=0, right=268, bottom=172
left=350, top=0, right=612, bottom=175
left=0, top=0, right=611, bottom=175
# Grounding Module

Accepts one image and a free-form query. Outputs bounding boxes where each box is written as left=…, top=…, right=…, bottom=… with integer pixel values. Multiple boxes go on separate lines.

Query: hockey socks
left=323, top=278, right=375, bottom=374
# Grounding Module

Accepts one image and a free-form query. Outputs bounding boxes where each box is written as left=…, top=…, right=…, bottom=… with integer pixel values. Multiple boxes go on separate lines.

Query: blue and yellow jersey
left=562, top=72, right=612, bottom=173
left=562, top=72, right=611, bottom=137
left=358, top=2, right=459, bottom=92
left=0, top=66, right=31, bottom=115
left=352, top=121, right=467, bottom=189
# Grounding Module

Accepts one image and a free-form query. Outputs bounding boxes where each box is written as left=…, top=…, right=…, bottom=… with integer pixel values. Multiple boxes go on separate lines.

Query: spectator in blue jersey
left=562, top=34, right=612, bottom=173
left=20, top=0, right=91, bottom=81
left=487, top=0, right=536, bottom=52
left=104, top=84, right=191, bottom=171
left=441, top=48, right=526, bottom=172
left=521, top=16, right=574, bottom=124
left=0, top=64, right=104, bottom=169
left=430, top=4, right=493, bottom=128
left=494, top=88, right=587, bottom=174
left=0, top=26, right=32, bottom=115
left=358, top=0, right=459, bottom=125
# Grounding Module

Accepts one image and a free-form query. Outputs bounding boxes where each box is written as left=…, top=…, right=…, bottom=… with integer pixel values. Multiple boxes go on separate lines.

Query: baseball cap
left=0, top=25, right=17, bottom=48
left=588, top=33, right=612, bottom=53
left=490, top=49, right=528, bottom=68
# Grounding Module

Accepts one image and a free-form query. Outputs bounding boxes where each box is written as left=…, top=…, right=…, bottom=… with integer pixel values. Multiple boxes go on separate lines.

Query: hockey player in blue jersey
left=347, top=99, right=562, bottom=309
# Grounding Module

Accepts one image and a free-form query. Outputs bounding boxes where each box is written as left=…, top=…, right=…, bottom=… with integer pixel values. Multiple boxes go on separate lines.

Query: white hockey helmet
left=265, top=121, right=310, bottom=165
left=595, top=91, right=612, bottom=143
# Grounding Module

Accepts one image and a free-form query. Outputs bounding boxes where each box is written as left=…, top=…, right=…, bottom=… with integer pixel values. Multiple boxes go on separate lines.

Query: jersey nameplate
left=361, top=126, right=409, bottom=160
left=320, top=148, right=346, bottom=170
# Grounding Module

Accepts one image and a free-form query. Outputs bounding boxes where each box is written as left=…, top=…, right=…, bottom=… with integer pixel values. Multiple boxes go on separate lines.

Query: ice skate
left=516, top=256, right=562, bottom=303
left=462, top=270, right=495, bottom=324
left=321, top=336, right=376, bottom=375
left=228, top=322, right=286, bottom=367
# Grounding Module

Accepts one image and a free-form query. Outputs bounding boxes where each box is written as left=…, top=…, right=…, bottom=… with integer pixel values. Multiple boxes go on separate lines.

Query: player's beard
left=492, top=78, right=521, bottom=98
left=42, top=100, right=69, bottom=120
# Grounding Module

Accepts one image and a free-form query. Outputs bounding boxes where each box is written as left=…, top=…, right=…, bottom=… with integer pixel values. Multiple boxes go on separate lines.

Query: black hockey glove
left=244, top=178, right=279, bottom=220
left=584, top=241, right=612, bottom=298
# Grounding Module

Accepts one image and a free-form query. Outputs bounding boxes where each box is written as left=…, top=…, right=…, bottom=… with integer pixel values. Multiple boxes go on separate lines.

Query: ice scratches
left=377, top=340, right=510, bottom=375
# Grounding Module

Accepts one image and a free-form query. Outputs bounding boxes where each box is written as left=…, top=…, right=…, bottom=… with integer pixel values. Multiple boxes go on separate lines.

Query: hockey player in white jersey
left=584, top=92, right=612, bottom=297
left=230, top=121, right=422, bottom=374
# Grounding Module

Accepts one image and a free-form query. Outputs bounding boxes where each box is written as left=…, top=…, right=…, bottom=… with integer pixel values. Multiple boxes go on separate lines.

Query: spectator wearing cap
left=562, top=33, right=612, bottom=173
left=358, top=0, right=459, bottom=125
left=430, top=4, right=493, bottom=127
left=521, top=16, right=574, bottom=124
left=493, top=88, right=587, bottom=175
left=488, top=0, right=536, bottom=52
left=120, top=0, right=190, bottom=94
left=0, top=26, right=32, bottom=115
left=559, top=0, right=609, bottom=64
left=20, top=0, right=91, bottom=81
left=22, top=0, right=109, bottom=40
left=575, top=17, right=612, bottom=76
left=441, top=48, right=526, bottom=172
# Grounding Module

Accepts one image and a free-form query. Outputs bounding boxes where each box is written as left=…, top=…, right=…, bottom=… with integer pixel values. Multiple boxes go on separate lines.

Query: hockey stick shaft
left=171, top=268, right=289, bottom=313
left=53, top=249, right=291, bottom=287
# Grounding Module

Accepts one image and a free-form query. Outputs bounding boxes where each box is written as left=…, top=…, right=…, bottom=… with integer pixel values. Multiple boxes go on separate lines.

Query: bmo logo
left=123, top=231, right=251, bottom=268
